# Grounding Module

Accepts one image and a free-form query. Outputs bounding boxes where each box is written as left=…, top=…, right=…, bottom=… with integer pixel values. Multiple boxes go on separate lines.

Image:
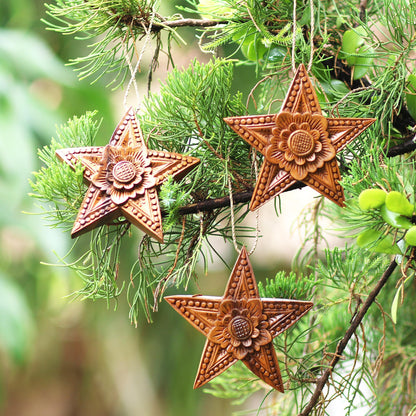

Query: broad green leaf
left=341, top=27, right=373, bottom=79
left=358, top=188, right=387, bottom=210
left=357, top=229, right=383, bottom=247
left=405, top=225, right=416, bottom=246
left=406, top=74, right=416, bottom=121
left=357, top=229, right=402, bottom=254
left=385, top=191, right=414, bottom=217
left=381, top=205, right=413, bottom=229
left=391, top=285, right=401, bottom=324
left=352, top=46, right=374, bottom=80
left=341, top=27, right=366, bottom=65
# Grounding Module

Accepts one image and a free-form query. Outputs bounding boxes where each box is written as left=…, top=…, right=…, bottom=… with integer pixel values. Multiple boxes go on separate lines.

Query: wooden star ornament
left=165, top=247, right=313, bottom=391
left=56, top=108, right=200, bottom=242
left=224, top=64, right=376, bottom=209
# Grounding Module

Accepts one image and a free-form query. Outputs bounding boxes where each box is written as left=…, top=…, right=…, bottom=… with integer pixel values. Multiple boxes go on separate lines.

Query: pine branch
left=299, top=259, right=398, bottom=416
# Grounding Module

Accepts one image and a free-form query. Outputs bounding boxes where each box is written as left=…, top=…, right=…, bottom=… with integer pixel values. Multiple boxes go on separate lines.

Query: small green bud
left=405, top=226, right=416, bottom=246
left=358, top=188, right=387, bottom=210
left=385, top=191, right=414, bottom=217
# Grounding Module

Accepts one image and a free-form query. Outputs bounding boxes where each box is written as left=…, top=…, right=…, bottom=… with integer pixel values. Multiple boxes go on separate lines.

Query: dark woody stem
left=298, top=259, right=398, bottom=416
left=173, top=181, right=306, bottom=216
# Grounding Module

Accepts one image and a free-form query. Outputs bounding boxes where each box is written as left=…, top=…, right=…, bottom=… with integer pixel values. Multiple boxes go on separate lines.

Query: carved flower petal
left=290, top=164, right=309, bottom=181
left=251, top=327, right=260, bottom=338
left=208, top=325, right=226, bottom=345
left=241, top=309, right=249, bottom=318
left=310, top=114, right=327, bottom=132
left=278, top=141, right=288, bottom=152
left=276, top=112, right=294, bottom=129
left=315, top=141, right=322, bottom=152
left=281, top=129, right=291, bottom=139
left=247, top=299, right=263, bottom=319
left=219, top=299, right=235, bottom=316
left=242, top=338, right=253, bottom=347
left=310, top=130, right=320, bottom=141
left=230, top=337, right=242, bottom=347
left=265, top=145, right=282, bottom=164
left=92, top=168, right=109, bottom=191
left=109, top=188, right=130, bottom=205
left=256, top=329, right=272, bottom=346
left=112, top=181, right=128, bottom=190
left=295, top=156, right=307, bottom=165
left=306, top=153, right=316, bottom=162
left=285, top=151, right=296, bottom=162
left=272, top=127, right=280, bottom=136
left=289, top=122, right=297, bottom=132
left=133, top=149, right=151, bottom=168
left=300, top=122, right=310, bottom=131
left=233, top=346, right=248, bottom=360
left=319, top=139, right=336, bottom=162
left=293, top=113, right=308, bottom=125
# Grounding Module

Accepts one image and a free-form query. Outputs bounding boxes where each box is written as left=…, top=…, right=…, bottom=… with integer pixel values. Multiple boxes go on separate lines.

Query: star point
left=165, top=247, right=313, bottom=391
left=224, top=64, right=376, bottom=209
left=56, top=108, right=200, bottom=242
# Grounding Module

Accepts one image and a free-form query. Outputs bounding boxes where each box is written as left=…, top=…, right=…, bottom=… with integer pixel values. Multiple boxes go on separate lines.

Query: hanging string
left=248, top=147, right=260, bottom=256
left=122, top=11, right=156, bottom=111
left=307, top=0, right=315, bottom=71
left=227, top=174, right=241, bottom=254
left=291, top=0, right=297, bottom=73
left=292, top=0, right=315, bottom=72
left=227, top=147, right=261, bottom=256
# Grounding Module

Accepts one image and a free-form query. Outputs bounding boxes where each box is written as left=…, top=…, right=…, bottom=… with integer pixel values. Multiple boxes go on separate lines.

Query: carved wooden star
left=56, top=108, right=200, bottom=242
left=165, top=247, right=313, bottom=391
left=224, top=64, right=376, bottom=209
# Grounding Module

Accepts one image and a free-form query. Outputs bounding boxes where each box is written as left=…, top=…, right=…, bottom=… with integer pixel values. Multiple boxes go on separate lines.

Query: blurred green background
left=0, top=1, right=296, bottom=414
left=0, top=1, right=241, bottom=415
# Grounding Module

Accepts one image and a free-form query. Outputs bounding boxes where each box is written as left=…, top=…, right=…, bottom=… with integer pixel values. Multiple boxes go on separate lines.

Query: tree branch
left=386, top=136, right=416, bottom=157
left=175, top=181, right=306, bottom=216
left=150, top=18, right=225, bottom=31
left=298, top=259, right=398, bottom=416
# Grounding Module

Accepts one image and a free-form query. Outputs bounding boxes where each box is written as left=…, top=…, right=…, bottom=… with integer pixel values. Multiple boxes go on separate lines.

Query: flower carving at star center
left=265, top=112, right=336, bottom=181
left=92, top=145, right=156, bottom=205
left=208, top=298, right=272, bottom=360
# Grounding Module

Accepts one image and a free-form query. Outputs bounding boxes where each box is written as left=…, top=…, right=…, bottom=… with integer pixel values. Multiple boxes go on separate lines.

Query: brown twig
left=173, top=181, right=306, bottom=216
left=359, top=0, right=368, bottom=22
left=298, top=259, right=398, bottom=416
left=152, top=18, right=224, bottom=30
left=386, top=136, right=416, bottom=157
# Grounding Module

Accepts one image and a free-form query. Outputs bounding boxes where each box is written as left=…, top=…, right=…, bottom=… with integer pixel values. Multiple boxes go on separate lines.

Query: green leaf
left=404, top=225, right=416, bottom=246
left=406, top=74, right=416, bottom=121
left=385, top=191, right=414, bottom=217
left=341, top=27, right=366, bottom=65
left=358, top=188, right=387, bottom=210
left=340, top=27, right=373, bottom=79
left=352, top=46, right=374, bottom=80
left=391, top=285, right=401, bottom=324
left=381, top=205, right=413, bottom=229
left=356, top=229, right=401, bottom=254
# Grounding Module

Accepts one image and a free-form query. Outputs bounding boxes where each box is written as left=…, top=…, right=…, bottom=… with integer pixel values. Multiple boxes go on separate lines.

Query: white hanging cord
left=291, top=0, right=297, bottom=73
left=248, top=147, right=260, bottom=256
left=307, top=0, right=315, bottom=72
left=292, top=0, right=315, bottom=72
left=227, top=174, right=241, bottom=255
left=123, top=10, right=156, bottom=111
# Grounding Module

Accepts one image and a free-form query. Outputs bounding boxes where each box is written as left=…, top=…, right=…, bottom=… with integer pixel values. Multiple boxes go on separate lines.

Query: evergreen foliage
left=31, top=0, right=416, bottom=414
